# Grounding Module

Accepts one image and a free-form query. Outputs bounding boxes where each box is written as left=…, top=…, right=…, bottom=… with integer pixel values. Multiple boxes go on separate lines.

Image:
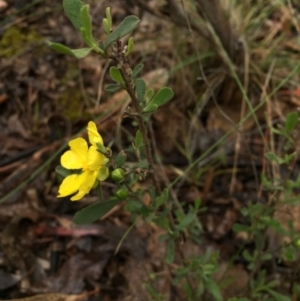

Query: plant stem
left=98, top=183, right=103, bottom=201
left=109, top=43, right=199, bottom=295
left=112, top=43, right=161, bottom=194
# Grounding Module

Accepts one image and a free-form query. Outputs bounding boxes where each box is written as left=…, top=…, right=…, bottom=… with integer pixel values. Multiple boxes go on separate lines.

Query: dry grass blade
left=195, top=0, right=244, bottom=62
left=0, top=293, right=88, bottom=301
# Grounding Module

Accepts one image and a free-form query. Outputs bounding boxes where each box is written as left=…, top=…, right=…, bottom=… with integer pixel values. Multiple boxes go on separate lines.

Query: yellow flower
left=87, top=121, right=103, bottom=146
left=57, top=122, right=109, bottom=201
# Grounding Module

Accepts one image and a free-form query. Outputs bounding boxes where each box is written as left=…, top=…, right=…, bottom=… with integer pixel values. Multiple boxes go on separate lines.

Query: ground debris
left=0, top=293, right=87, bottom=301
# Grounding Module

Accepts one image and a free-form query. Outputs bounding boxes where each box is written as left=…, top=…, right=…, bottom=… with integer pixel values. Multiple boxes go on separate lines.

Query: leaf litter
left=1, top=0, right=300, bottom=300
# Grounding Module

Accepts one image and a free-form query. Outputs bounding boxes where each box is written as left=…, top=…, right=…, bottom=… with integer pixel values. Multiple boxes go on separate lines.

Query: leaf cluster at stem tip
left=49, top=0, right=140, bottom=59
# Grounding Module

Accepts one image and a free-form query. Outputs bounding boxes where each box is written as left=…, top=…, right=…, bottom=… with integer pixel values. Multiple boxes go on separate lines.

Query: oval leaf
left=146, top=88, right=154, bottom=103
left=105, top=7, right=112, bottom=31
left=126, top=37, right=134, bottom=56
left=49, top=42, right=92, bottom=59
left=103, top=15, right=140, bottom=49
left=109, top=67, right=124, bottom=83
left=135, top=129, right=144, bottom=150
left=80, top=5, right=94, bottom=46
left=103, top=18, right=110, bottom=35
left=55, top=165, right=72, bottom=178
left=205, top=279, right=223, bottom=301
left=155, top=188, right=169, bottom=207
left=150, top=87, right=174, bottom=107
left=285, top=111, right=298, bottom=132
left=105, top=84, right=121, bottom=92
left=143, top=103, right=158, bottom=113
left=63, top=0, right=83, bottom=31
left=74, top=199, right=122, bottom=224
left=71, top=47, right=92, bottom=59
left=49, top=42, right=74, bottom=55
left=135, top=78, right=146, bottom=104
left=154, top=216, right=171, bottom=232
left=116, top=150, right=127, bottom=168
left=165, top=239, right=175, bottom=264
left=131, top=63, right=144, bottom=79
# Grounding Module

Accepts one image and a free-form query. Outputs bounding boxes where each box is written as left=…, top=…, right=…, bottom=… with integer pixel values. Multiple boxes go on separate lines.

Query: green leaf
left=103, top=15, right=140, bottom=49
left=126, top=37, right=134, bottom=56
left=103, top=18, right=110, bottom=35
left=109, top=67, right=124, bottom=84
left=80, top=5, right=93, bottom=46
left=184, top=282, right=194, bottom=298
left=74, top=199, right=122, bottom=224
left=267, top=289, right=291, bottom=301
left=272, top=126, right=283, bottom=134
left=63, top=0, right=83, bottom=31
left=49, top=42, right=74, bottom=55
left=134, top=159, right=149, bottom=169
left=135, top=78, right=146, bottom=104
left=285, top=112, right=298, bottom=132
left=96, top=142, right=106, bottom=154
left=158, top=233, right=169, bottom=242
left=242, top=249, right=253, bottom=261
left=55, top=165, right=72, bottom=178
left=131, top=63, right=144, bottom=79
left=205, top=279, right=223, bottom=301
left=228, top=298, right=251, bottom=301
left=105, top=84, right=121, bottom=92
left=232, top=223, right=250, bottom=232
left=176, top=212, right=196, bottom=231
left=135, top=129, right=144, bottom=150
left=196, top=282, right=204, bottom=297
left=143, top=87, right=173, bottom=112
left=154, top=216, right=171, bottom=232
left=124, top=200, right=144, bottom=213
left=194, top=198, right=202, bottom=210
left=71, top=48, right=93, bottom=59
left=49, top=42, right=92, bottom=58
left=165, top=239, right=175, bottom=264
left=155, top=188, right=169, bottom=208
left=105, top=7, right=112, bottom=32
left=142, top=103, right=158, bottom=113
left=146, top=88, right=154, bottom=103
left=265, top=152, right=285, bottom=164
left=261, top=173, right=272, bottom=189
left=149, top=87, right=174, bottom=107
left=116, top=150, right=127, bottom=168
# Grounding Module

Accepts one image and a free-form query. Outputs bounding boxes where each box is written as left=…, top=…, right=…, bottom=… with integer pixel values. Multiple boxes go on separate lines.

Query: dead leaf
left=0, top=269, right=22, bottom=290
left=47, top=254, right=108, bottom=294
left=0, top=0, right=7, bottom=11
left=215, top=262, right=249, bottom=298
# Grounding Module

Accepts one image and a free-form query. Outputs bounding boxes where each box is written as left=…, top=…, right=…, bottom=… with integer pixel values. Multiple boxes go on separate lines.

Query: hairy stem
left=112, top=43, right=161, bottom=194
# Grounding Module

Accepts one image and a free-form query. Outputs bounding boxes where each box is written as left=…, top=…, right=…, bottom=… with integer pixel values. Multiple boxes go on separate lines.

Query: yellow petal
left=61, top=150, right=83, bottom=169
left=70, top=190, right=86, bottom=201
left=57, top=174, right=83, bottom=197
left=87, top=121, right=103, bottom=146
left=79, top=171, right=97, bottom=191
left=87, top=146, right=106, bottom=171
left=97, top=166, right=109, bottom=181
left=69, top=137, right=88, bottom=164
left=71, top=171, right=97, bottom=200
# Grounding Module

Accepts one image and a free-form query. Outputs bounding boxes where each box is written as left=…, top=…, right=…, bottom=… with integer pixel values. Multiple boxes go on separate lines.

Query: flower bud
left=294, top=239, right=300, bottom=248
left=111, top=168, right=125, bottom=182
left=116, top=188, right=129, bottom=199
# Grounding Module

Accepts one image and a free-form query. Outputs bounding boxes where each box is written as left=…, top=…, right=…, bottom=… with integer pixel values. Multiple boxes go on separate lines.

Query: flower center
left=82, top=162, right=89, bottom=171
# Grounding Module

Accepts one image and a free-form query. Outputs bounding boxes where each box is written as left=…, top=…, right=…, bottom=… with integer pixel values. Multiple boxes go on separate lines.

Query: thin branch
left=112, top=42, right=161, bottom=194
